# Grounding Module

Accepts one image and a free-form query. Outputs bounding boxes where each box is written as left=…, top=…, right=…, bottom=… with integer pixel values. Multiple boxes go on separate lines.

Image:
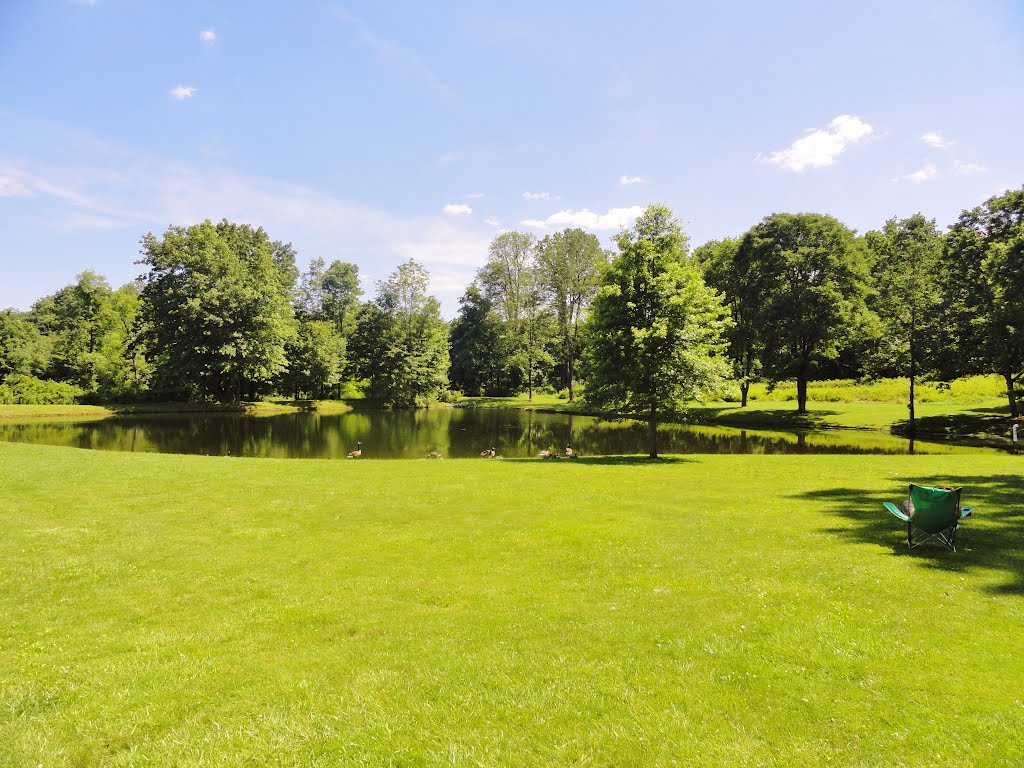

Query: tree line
left=1, top=187, right=1022, bottom=446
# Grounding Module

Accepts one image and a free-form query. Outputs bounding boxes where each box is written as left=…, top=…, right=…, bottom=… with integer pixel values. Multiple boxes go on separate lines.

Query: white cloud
left=760, top=114, right=874, bottom=172
left=956, top=162, right=987, bottom=175
left=921, top=131, right=952, bottom=150
left=522, top=205, right=644, bottom=231
left=170, top=85, right=197, bottom=100
left=0, top=173, right=33, bottom=197
left=619, top=175, right=648, bottom=185
left=483, top=217, right=500, bottom=227
left=442, top=203, right=472, bottom=215
left=896, top=163, right=937, bottom=183
left=200, top=29, right=216, bottom=46
left=522, top=191, right=552, bottom=200
left=465, top=192, right=485, bottom=199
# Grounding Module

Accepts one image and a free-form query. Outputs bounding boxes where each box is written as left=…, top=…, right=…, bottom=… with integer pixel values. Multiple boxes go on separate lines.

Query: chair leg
left=907, top=522, right=913, bottom=549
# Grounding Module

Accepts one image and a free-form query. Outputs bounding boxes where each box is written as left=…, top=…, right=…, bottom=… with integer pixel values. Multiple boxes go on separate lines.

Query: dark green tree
left=280, top=318, right=345, bottom=399
left=138, top=220, right=297, bottom=402
left=535, top=228, right=605, bottom=400
left=737, top=213, right=872, bottom=413
left=864, top=214, right=942, bottom=433
left=939, top=188, right=1024, bottom=417
left=0, top=309, right=50, bottom=380
left=692, top=237, right=760, bottom=406
left=583, top=204, right=732, bottom=458
left=349, top=260, right=449, bottom=408
left=448, top=284, right=514, bottom=396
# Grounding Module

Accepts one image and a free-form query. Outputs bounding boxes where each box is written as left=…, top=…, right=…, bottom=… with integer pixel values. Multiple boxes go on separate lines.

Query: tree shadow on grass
left=501, top=455, right=695, bottom=466
left=689, top=405, right=837, bottom=430
left=795, top=475, right=1024, bottom=596
left=893, top=408, right=1015, bottom=442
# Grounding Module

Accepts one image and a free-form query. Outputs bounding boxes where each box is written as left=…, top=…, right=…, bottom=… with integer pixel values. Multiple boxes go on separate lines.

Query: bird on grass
left=346, top=441, right=362, bottom=459
left=480, top=447, right=497, bottom=458
left=564, top=444, right=575, bottom=459
left=427, top=451, right=443, bottom=460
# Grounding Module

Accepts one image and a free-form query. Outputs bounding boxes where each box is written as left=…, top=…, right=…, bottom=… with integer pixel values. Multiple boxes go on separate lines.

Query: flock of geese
left=345, top=442, right=576, bottom=460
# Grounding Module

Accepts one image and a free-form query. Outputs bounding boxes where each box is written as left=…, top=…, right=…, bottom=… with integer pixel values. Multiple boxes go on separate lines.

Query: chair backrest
left=909, top=484, right=962, bottom=533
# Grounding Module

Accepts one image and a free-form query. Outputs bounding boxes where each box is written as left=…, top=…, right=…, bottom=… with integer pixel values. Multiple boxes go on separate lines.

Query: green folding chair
left=883, top=484, right=974, bottom=552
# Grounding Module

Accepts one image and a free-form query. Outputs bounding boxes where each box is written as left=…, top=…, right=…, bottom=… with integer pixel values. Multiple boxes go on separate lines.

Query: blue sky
left=2, top=0, right=1022, bottom=316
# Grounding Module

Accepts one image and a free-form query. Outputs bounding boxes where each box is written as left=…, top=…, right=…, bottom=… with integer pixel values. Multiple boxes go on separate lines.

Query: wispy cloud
left=896, top=163, right=937, bottom=183
left=465, top=192, right=485, bottom=199
left=170, top=85, right=197, bottom=100
left=0, top=172, right=34, bottom=198
left=68, top=0, right=97, bottom=5
left=522, top=206, right=644, bottom=231
left=332, top=8, right=454, bottom=101
left=522, top=191, right=552, bottom=200
left=619, top=175, right=648, bottom=185
left=759, top=114, right=874, bottom=172
left=442, top=203, right=472, bottom=215
left=956, top=162, right=987, bottom=175
left=483, top=217, right=500, bottom=227
left=200, top=29, right=216, bottom=46
left=921, top=131, right=952, bottom=150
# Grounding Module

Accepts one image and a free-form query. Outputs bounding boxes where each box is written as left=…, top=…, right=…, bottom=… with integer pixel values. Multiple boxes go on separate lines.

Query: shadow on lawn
left=690, top=405, right=837, bottom=430
left=892, top=405, right=1015, bottom=442
left=502, top=455, right=694, bottom=466
left=797, top=475, right=1024, bottom=596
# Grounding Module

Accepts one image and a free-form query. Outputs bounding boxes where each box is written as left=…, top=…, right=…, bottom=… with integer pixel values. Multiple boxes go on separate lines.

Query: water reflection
left=0, top=408, right=1003, bottom=458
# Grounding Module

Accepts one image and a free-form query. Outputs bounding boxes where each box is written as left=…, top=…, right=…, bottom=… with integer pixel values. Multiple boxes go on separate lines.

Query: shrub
left=2, top=375, right=83, bottom=404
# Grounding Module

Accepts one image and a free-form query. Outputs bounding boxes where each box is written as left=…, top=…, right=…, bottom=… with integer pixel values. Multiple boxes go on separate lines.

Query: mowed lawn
left=1, top=443, right=1023, bottom=767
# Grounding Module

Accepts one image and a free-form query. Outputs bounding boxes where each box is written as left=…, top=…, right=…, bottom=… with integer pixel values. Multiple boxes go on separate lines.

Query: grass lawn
left=0, top=400, right=352, bottom=422
left=2, top=442, right=1023, bottom=766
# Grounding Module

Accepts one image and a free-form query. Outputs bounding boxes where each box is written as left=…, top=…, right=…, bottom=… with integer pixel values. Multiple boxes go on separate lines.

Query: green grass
left=2, top=442, right=1023, bottom=766
left=0, top=399, right=353, bottom=422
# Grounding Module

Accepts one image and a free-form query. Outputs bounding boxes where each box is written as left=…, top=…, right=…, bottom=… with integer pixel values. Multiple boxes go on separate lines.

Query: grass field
left=2, top=442, right=1022, bottom=766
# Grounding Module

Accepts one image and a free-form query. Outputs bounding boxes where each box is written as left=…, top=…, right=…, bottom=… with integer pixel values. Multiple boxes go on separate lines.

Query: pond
left=0, top=407, right=1005, bottom=458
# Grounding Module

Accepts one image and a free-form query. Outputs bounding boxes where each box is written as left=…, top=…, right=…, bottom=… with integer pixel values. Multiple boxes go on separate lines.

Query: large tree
left=138, top=220, right=297, bottom=402
left=349, top=260, right=449, bottom=408
left=864, top=214, right=943, bottom=434
left=939, top=188, right=1024, bottom=417
left=535, top=228, right=605, bottom=400
left=737, top=213, right=871, bottom=413
left=583, top=204, right=732, bottom=458
left=448, top=284, right=515, bottom=396
left=692, top=237, right=760, bottom=406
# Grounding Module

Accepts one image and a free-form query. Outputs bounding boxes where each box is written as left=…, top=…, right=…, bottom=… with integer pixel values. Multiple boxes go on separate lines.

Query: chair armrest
left=884, top=501, right=910, bottom=521
left=960, top=506, right=974, bottom=518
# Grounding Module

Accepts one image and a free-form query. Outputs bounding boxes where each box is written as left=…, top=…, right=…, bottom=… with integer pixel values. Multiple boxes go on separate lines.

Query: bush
left=2, top=375, right=83, bottom=404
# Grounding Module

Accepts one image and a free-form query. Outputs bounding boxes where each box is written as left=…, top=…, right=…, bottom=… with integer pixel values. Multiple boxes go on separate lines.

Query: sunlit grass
left=2, top=442, right=1023, bottom=766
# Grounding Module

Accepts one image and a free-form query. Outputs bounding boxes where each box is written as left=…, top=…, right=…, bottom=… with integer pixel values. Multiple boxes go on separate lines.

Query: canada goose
left=480, top=447, right=496, bottom=458
left=347, top=441, right=362, bottom=459
left=427, top=451, right=443, bottom=460
left=538, top=449, right=550, bottom=459
left=564, top=444, right=574, bottom=459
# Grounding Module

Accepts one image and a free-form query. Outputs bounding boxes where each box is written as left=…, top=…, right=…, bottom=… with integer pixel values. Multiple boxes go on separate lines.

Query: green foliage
left=0, top=309, right=50, bottom=380
left=350, top=260, right=449, bottom=408
left=448, top=285, right=516, bottom=396
left=736, top=213, right=872, bottom=412
left=583, top=204, right=732, bottom=456
left=279, top=318, right=345, bottom=399
left=139, top=220, right=298, bottom=403
left=0, top=374, right=83, bottom=404
left=939, top=187, right=1024, bottom=416
left=740, top=375, right=1007, bottom=403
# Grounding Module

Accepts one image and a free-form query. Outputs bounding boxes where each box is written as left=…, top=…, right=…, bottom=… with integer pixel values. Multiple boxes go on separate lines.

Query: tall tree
left=0, top=309, right=50, bottom=381
left=321, top=260, right=363, bottom=337
left=737, top=213, right=871, bottom=413
left=535, top=228, right=605, bottom=401
left=864, top=214, right=943, bottom=434
left=692, top=237, right=760, bottom=406
left=349, top=260, right=449, bottom=408
left=939, top=188, right=1024, bottom=417
left=138, top=220, right=297, bottom=402
left=583, top=204, right=732, bottom=458
left=448, top=284, right=514, bottom=396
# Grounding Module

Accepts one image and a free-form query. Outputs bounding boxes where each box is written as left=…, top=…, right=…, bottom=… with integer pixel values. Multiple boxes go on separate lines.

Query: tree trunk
left=740, top=382, right=749, bottom=407
left=908, top=345, right=916, bottom=437
left=796, top=376, right=808, bottom=414
left=1006, top=371, right=1020, bottom=419
left=648, top=409, right=658, bottom=459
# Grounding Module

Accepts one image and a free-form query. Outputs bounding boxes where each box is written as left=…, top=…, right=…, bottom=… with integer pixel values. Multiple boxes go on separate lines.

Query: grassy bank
left=2, top=443, right=1022, bottom=766
left=0, top=399, right=352, bottom=422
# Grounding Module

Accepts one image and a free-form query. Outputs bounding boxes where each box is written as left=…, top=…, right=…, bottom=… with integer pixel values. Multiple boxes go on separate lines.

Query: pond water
left=0, top=407, right=1004, bottom=458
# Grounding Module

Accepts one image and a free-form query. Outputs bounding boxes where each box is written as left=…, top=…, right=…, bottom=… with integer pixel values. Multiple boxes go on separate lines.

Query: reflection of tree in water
left=0, top=409, right=1006, bottom=458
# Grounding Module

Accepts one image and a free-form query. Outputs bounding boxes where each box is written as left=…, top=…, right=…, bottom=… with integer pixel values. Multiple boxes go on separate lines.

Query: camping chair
left=883, top=484, right=974, bottom=552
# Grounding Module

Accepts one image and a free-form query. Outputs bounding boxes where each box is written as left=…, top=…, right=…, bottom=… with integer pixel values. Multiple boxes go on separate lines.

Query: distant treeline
left=2, top=187, right=1022, bottom=429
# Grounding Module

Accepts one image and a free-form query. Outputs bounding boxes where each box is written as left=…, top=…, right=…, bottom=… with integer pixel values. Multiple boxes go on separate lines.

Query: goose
left=538, top=449, right=551, bottom=459
left=564, top=444, right=574, bottom=459
left=480, top=447, right=497, bottom=458
left=426, top=451, right=443, bottom=460
left=346, top=441, right=362, bottom=459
